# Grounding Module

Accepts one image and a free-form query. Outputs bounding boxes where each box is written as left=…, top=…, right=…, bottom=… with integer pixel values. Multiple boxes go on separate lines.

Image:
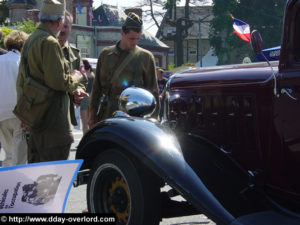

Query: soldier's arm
left=89, top=54, right=103, bottom=122
left=144, top=53, right=160, bottom=118
left=75, top=49, right=88, bottom=89
left=42, top=38, right=81, bottom=93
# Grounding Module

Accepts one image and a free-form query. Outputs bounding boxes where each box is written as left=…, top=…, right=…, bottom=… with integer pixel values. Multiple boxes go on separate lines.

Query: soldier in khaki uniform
left=16, top=0, right=87, bottom=163
left=58, top=10, right=88, bottom=126
left=89, top=12, right=160, bottom=126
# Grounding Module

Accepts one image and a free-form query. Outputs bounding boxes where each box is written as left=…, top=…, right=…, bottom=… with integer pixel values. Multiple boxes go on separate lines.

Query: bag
left=13, top=77, right=55, bottom=130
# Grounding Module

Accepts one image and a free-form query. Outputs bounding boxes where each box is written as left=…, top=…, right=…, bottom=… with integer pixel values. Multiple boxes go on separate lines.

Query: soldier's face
left=121, top=30, right=141, bottom=50
left=58, top=15, right=72, bottom=42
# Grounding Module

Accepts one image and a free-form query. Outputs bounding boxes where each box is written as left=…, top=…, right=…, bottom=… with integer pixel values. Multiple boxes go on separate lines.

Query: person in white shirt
left=0, top=30, right=29, bottom=167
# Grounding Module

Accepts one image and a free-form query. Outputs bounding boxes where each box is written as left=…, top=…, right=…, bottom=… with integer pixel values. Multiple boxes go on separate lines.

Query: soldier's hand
left=88, top=119, right=96, bottom=127
left=21, top=122, right=30, bottom=132
left=73, top=89, right=89, bottom=104
left=71, top=70, right=84, bottom=82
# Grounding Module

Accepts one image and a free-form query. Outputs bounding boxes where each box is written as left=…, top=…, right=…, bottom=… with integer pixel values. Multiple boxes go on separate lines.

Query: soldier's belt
left=105, top=95, right=120, bottom=101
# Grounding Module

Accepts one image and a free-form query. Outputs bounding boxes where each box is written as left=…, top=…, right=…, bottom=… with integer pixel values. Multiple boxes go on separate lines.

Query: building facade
left=6, top=0, right=169, bottom=69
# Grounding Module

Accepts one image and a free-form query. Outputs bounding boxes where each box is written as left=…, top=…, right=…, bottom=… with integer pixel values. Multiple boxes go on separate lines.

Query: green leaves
left=13, top=18, right=38, bottom=34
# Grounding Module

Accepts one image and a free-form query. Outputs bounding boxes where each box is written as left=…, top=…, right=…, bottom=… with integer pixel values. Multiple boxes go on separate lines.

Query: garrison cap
left=123, top=12, right=143, bottom=29
left=41, top=0, right=65, bottom=16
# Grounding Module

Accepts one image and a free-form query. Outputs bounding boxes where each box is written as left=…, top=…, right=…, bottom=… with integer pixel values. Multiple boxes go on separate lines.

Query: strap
left=22, top=33, right=49, bottom=81
left=110, top=47, right=139, bottom=85
left=134, top=52, right=141, bottom=87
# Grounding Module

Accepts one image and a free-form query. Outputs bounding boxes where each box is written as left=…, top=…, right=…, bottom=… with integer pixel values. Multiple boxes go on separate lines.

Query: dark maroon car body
left=161, top=0, right=300, bottom=221
left=166, top=61, right=300, bottom=208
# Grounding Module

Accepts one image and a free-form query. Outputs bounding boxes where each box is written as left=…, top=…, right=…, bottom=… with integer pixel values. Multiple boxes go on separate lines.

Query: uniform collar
left=62, top=41, right=77, bottom=62
left=61, top=40, right=70, bottom=49
left=37, top=24, right=57, bottom=38
left=109, top=40, right=138, bottom=56
left=107, top=40, right=121, bottom=56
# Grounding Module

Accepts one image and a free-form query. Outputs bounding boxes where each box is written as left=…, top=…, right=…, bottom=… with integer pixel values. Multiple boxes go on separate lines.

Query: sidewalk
left=65, top=128, right=87, bottom=213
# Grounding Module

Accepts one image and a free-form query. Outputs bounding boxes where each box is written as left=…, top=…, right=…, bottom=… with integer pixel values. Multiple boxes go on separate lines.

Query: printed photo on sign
left=0, top=160, right=83, bottom=213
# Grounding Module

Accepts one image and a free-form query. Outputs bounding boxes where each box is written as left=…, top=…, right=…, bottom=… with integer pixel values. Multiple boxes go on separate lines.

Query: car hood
left=169, top=61, right=279, bottom=89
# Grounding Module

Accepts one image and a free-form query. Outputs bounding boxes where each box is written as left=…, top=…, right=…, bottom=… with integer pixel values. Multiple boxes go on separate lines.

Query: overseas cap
left=123, top=12, right=143, bottom=29
left=41, top=0, right=65, bottom=16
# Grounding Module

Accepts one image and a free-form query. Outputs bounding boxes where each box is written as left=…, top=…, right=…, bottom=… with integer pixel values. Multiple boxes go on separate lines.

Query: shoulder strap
left=134, top=49, right=142, bottom=87
left=22, top=33, right=49, bottom=80
left=110, top=47, right=138, bottom=85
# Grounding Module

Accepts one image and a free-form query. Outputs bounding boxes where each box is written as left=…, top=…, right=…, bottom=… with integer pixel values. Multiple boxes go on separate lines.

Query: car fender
left=76, top=117, right=234, bottom=225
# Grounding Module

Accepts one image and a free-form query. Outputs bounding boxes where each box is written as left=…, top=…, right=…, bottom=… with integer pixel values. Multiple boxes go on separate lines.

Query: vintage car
left=74, top=0, right=300, bottom=224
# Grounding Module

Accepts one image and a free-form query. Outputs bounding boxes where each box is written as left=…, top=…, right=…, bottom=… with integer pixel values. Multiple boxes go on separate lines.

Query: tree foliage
left=210, top=0, right=285, bottom=65
left=139, top=0, right=210, bottom=66
left=13, top=18, right=38, bottom=34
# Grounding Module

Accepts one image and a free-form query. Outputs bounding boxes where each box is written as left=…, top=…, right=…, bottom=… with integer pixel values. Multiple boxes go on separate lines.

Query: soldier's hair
left=65, top=10, right=73, bottom=23
left=4, top=30, right=29, bottom=51
left=82, top=59, right=92, bottom=71
left=39, top=12, right=65, bottom=24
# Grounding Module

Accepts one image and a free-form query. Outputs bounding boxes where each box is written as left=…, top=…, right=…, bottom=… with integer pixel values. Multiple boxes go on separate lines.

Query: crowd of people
left=0, top=0, right=169, bottom=167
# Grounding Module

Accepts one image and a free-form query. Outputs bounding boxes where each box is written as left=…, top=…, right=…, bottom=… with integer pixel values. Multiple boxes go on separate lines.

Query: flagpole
left=198, top=18, right=203, bottom=67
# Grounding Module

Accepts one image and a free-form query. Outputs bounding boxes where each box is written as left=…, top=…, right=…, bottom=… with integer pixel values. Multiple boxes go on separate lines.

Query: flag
left=89, top=7, right=94, bottom=19
left=80, top=65, right=86, bottom=74
left=231, top=15, right=250, bottom=42
left=77, top=2, right=82, bottom=14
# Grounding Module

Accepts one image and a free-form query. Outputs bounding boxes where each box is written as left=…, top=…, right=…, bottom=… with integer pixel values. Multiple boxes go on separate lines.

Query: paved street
left=0, top=126, right=215, bottom=225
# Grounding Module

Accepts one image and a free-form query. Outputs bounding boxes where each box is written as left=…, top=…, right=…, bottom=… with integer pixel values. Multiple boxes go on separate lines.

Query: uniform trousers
left=28, top=127, right=73, bottom=163
left=0, top=118, right=28, bottom=167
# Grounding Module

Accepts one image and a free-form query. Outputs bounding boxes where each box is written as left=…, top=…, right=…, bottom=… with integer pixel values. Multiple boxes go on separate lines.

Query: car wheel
left=87, top=149, right=161, bottom=225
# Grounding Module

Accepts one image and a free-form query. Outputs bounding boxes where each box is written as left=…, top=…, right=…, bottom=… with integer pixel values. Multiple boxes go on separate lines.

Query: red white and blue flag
left=231, top=15, right=250, bottom=42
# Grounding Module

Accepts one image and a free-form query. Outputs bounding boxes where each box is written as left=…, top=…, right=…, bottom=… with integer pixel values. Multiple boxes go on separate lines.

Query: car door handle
left=281, top=88, right=297, bottom=101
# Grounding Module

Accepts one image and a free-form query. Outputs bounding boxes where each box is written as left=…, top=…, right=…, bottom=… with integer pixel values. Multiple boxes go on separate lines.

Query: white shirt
left=0, top=50, right=20, bottom=121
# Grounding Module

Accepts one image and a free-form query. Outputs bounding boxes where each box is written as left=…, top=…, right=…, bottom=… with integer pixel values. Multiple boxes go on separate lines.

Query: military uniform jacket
left=61, top=41, right=81, bottom=72
left=17, top=24, right=82, bottom=143
left=61, top=41, right=87, bottom=125
left=62, top=42, right=88, bottom=87
left=89, top=41, right=160, bottom=121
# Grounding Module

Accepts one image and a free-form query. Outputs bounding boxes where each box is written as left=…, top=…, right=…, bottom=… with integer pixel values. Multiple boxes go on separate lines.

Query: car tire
left=87, top=148, right=161, bottom=225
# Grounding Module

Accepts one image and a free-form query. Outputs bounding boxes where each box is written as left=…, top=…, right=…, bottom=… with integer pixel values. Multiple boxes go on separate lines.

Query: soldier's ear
left=57, top=17, right=63, bottom=27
